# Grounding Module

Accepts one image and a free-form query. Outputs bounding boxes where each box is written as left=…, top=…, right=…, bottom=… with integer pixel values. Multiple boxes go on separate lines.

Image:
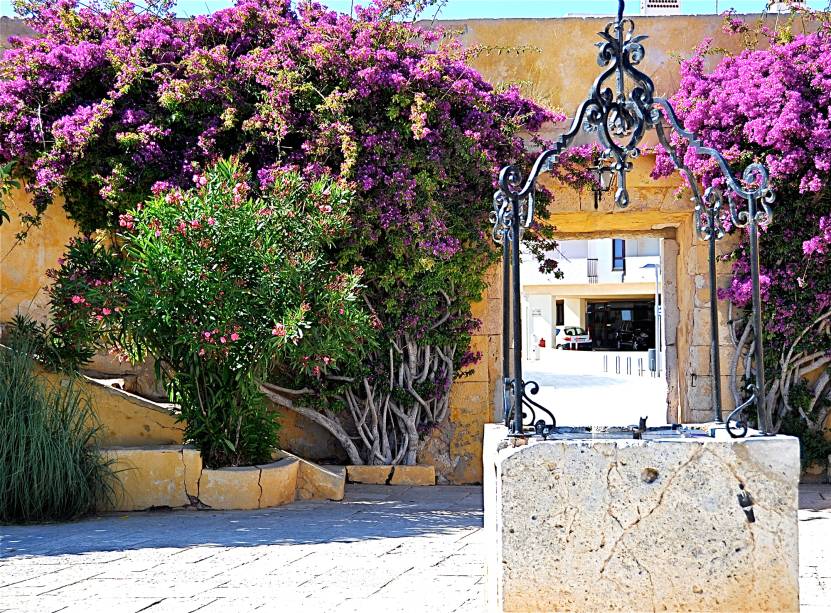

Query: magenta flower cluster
left=0, top=0, right=562, bottom=406
left=654, top=12, right=831, bottom=341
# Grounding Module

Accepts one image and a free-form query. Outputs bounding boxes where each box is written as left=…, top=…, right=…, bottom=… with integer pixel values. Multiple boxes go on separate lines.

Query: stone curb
left=101, top=445, right=344, bottom=511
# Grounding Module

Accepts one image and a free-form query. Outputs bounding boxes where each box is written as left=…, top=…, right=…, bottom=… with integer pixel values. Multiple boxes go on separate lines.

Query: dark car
left=612, top=322, right=650, bottom=350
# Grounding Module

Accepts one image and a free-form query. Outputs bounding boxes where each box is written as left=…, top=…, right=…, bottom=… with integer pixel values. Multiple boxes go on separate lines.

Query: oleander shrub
left=0, top=333, right=115, bottom=523
left=48, top=158, right=372, bottom=468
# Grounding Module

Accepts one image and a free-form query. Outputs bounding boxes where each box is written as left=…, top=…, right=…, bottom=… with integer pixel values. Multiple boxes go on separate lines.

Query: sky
left=2, top=0, right=830, bottom=19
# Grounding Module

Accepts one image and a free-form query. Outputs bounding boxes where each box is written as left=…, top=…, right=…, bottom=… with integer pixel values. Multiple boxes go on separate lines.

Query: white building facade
left=523, top=238, right=661, bottom=351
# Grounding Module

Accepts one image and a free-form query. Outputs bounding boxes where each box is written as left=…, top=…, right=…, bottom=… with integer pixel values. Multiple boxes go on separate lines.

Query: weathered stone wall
left=484, top=424, right=801, bottom=612
left=0, top=189, right=77, bottom=323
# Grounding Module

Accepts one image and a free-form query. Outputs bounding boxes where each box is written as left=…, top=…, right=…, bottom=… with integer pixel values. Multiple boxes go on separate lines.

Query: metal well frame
left=491, top=0, right=774, bottom=438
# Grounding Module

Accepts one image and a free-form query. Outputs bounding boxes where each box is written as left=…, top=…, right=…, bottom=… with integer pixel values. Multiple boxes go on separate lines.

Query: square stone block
left=484, top=425, right=799, bottom=612
left=103, top=445, right=199, bottom=511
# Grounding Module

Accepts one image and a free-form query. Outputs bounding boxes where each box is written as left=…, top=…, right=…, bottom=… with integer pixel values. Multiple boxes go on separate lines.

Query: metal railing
left=491, top=0, right=774, bottom=439
left=587, top=258, right=599, bottom=284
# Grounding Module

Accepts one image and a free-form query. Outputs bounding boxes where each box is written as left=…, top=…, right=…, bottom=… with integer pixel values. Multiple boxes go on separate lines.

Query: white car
left=555, top=326, right=593, bottom=350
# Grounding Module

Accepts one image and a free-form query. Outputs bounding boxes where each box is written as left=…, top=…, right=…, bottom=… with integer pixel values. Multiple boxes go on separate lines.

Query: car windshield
left=564, top=327, right=586, bottom=335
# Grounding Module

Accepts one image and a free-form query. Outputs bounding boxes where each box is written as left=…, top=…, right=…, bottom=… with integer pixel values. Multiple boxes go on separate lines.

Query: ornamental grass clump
left=49, top=158, right=371, bottom=468
left=0, top=335, right=115, bottom=523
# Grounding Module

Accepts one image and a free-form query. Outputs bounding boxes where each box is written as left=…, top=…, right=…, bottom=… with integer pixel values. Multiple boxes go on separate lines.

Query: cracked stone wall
left=485, top=426, right=800, bottom=612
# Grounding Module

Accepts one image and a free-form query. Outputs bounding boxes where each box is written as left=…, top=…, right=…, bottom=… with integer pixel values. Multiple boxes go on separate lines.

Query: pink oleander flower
left=272, top=323, right=286, bottom=336
left=230, top=332, right=240, bottom=341
left=219, top=336, right=227, bottom=344
left=118, top=213, right=135, bottom=229
left=207, top=217, right=216, bottom=226
left=102, top=307, right=112, bottom=315
left=71, top=295, right=84, bottom=304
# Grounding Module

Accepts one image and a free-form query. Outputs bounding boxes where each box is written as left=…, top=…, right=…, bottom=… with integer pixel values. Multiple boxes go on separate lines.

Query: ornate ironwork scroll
left=492, top=0, right=774, bottom=437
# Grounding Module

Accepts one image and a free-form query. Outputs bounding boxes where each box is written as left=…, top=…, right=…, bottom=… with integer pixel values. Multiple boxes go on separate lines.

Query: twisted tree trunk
left=727, top=302, right=831, bottom=434
left=266, top=291, right=461, bottom=465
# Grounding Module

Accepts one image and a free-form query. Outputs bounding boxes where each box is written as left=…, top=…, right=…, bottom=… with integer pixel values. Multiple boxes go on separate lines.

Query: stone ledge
left=274, top=451, right=345, bottom=501
left=102, top=446, right=337, bottom=511
left=38, top=366, right=184, bottom=446
left=103, top=445, right=201, bottom=511
left=345, top=464, right=435, bottom=485
left=199, top=458, right=299, bottom=510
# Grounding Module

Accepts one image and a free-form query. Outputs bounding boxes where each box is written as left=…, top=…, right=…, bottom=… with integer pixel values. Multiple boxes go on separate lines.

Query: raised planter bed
left=102, top=445, right=344, bottom=511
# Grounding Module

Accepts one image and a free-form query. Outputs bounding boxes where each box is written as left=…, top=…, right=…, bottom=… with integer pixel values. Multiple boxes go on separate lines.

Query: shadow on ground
left=0, top=485, right=483, bottom=559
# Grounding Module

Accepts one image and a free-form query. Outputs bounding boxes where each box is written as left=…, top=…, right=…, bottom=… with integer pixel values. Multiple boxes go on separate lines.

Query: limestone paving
left=0, top=484, right=829, bottom=612
left=0, top=485, right=483, bottom=613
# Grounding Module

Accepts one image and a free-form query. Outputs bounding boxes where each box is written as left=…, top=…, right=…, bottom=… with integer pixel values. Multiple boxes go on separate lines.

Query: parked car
left=555, top=326, right=592, bottom=350
left=612, top=322, right=650, bottom=350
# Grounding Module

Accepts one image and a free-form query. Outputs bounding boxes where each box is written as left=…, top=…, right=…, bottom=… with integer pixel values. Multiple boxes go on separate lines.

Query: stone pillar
left=662, top=238, right=681, bottom=423
left=563, top=297, right=584, bottom=328
left=484, top=424, right=800, bottom=612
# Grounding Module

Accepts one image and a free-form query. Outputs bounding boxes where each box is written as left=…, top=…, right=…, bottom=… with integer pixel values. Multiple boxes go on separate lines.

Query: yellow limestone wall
left=0, top=14, right=804, bottom=484
left=0, top=189, right=77, bottom=323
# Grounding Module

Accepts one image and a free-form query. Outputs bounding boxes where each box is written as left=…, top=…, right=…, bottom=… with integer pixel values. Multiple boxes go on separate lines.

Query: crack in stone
left=256, top=467, right=264, bottom=509
left=629, top=545, right=657, bottom=613
left=600, top=445, right=704, bottom=575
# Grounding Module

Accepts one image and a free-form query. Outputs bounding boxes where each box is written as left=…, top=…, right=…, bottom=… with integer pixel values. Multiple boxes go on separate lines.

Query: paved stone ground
left=799, top=483, right=831, bottom=612
left=1, top=483, right=829, bottom=613
left=524, top=353, right=669, bottom=427
left=0, top=486, right=483, bottom=613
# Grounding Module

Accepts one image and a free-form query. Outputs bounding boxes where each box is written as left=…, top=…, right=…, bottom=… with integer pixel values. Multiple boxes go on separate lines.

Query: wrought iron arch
left=492, top=0, right=774, bottom=438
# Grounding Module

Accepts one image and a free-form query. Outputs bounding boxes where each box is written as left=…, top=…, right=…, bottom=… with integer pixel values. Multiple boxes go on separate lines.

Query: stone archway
left=483, top=154, right=740, bottom=428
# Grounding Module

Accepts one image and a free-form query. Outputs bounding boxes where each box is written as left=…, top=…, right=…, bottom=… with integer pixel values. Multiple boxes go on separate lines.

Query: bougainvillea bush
left=0, top=0, right=561, bottom=465
left=654, top=9, right=831, bottom=461
left=47, top=158, right=371, bottom=467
